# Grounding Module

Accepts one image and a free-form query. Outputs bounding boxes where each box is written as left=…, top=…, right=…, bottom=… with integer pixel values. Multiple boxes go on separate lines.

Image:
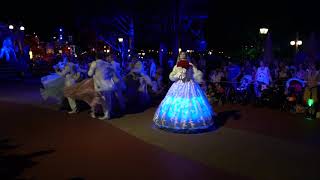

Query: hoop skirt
left=64, top=78, right=104, bottom=107
left=153, top=79, right=214, bottom=131
left=40, top=73, right=65, bottom=102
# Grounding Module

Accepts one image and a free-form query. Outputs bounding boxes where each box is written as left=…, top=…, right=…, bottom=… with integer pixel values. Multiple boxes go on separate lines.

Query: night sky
left=1, top=0, right=319, bottom=52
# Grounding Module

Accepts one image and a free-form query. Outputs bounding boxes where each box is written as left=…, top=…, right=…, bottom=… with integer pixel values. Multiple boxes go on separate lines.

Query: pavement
left=0, top=79, right=320, bottom=180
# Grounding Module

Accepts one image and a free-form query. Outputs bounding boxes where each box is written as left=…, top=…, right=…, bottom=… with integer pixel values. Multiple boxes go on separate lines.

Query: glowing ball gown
left=153, top=60, right=214, bottom=131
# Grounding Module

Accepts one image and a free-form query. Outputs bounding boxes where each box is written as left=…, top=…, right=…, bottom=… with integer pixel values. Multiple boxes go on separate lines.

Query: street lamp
left=297, top=40, right=302, bottom=45
left=118, top=37, right=123, bottom=43
left=259, top=28, right=268, bottom=35
left=20, top=26, right=25, bottom=31
left=290, top=39, right=302, bottom=53
left=9, top=25, right=14, bottom=30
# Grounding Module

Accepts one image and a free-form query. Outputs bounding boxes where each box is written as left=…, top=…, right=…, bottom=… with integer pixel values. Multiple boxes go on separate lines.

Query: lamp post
left=8, top=24, right=26, bottom=57
left=118, top=37, right=125, bottom=67
left=290, top=36, right=302, bottom=54
left=259, top=28, right=268, bottom=53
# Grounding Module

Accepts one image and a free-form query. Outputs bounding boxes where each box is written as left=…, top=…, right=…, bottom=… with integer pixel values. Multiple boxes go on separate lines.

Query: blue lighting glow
left=154, top=80, right=214, bottom=130
left=59, top=28, right=63, bottom=32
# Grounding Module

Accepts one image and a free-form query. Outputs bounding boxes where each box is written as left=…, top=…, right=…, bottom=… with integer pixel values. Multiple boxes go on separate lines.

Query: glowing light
left=290, top=41, right=296, bottom=46
left=9, top=25, right=14, bottom=30
left=59, top=28, right=63, bottom=32
left=297, top=40, right=302, bottom=45
left=128, top=54, right=131, bottom=57
left=308, top=99, right=314, bottom=107
left=29, top=51, right=33, bottom=59
left=208, top=51, right=212, bottom=55
left=74, top=54, right=77, bottom=58
left=259, top=28, right=268, bottom=34
left=153, top=86, right=214, bottom=131
left=104, top=46, right=107, bottom=48
left=67, top=47, right=71, bottom=50
left=103, top=49, right=107, bottom=52
left=20, top=26, right=25, bottom=31
left=58, top=50, right=62, bottom=54
left=128, top=49, right=130, bottom=52
left=178, top=48, right=182, bottom=53
left=118, top=37, right=123, bottom=43
left=107, top=49, right=110, bottom=53
left=161, top=49, right=164, bottom=52
left=142, top=52, right=146, bottom=56
left=53, top=36, right=56, bottom=39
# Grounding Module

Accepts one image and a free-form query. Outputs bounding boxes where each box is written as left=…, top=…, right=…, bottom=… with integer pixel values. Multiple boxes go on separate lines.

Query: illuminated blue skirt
left=153, top=80, right=214, bottom=132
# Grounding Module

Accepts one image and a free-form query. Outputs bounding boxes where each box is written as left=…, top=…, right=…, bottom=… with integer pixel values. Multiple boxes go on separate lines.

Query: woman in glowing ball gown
left=153, top=52, right=215, bottom=132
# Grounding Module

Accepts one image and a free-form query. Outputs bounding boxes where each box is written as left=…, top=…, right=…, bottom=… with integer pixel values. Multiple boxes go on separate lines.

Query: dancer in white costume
left=107, top=55, right=126, bottom=111
left=58, top=61, right=81, bottom=114
left=153, top=52, right=215, bottom=132
left=88, top=54, right=116, bottom=120
left=40, top=60, right=67, bottom=103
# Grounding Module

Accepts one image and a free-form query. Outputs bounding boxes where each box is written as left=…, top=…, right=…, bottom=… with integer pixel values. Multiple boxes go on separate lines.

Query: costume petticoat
left=64, top=78, right=104, bottom=107
left=153, top=79, right=215, bottom=132
left=40, top=73, right=65, bottom=102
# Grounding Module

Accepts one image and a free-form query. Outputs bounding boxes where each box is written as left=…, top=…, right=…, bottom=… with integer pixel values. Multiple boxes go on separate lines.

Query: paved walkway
left=1, top=80, right=320, bottom=179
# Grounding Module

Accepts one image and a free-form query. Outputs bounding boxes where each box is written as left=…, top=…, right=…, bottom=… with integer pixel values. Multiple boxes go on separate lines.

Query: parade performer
left=107, top=55, right=126, bottom=111
left=58, top=61, right=81, bottom=114
left=153, top=52, right=215, bottom=132
left=88, top=53, right=116, bottom=120
left=40, top=60, right=67, bottom=103
left=64, top=77, right=104, bottom=118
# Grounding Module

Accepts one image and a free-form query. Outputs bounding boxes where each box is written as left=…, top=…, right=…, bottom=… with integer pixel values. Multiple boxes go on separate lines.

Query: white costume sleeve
left=169, top=65, right=182, bottom=82
left=88, top=61, right=97, bottom=77
left=192, top=64, right=204, bottom=84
